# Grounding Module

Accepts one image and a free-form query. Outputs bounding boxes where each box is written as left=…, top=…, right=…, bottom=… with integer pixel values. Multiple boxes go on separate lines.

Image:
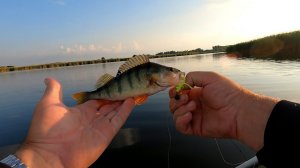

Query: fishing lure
left=174, top=74, right=192, bottom=100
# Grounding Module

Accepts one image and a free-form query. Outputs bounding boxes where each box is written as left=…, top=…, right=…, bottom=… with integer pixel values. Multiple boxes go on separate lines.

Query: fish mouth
left=154, top=81, right=170, bottom=87
left=179, top=72, right=185, bottom=78
left=155, top=71, right=185, bottom=87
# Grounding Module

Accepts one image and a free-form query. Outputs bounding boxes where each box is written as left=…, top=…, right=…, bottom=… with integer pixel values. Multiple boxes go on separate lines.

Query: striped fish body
left=72, top=55, right=183, bottom=105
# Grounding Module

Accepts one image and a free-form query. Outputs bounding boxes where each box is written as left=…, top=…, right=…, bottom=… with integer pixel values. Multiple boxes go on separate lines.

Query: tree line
left=155, top=46, right=226, bottom=57
left=0, top=46, right=225, bottom=73
left=0, top=57, right=127, bottom=73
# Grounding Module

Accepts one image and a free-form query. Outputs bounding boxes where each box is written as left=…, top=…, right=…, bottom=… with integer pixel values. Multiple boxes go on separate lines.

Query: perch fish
left=72, top=55, right=184, bottom=105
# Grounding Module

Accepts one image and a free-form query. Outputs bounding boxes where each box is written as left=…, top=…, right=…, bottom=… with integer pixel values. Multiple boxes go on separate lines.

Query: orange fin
left=97, top=99, right=115, bottom=106
left=72, top=92, right=88, bottom=104
left=134, top=95, right=148, bottom=105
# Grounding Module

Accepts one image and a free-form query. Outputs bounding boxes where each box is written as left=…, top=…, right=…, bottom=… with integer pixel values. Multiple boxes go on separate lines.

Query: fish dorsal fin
left=95, top=73, right=114, bottom=89
left=117, top=55, right=149, bottom=76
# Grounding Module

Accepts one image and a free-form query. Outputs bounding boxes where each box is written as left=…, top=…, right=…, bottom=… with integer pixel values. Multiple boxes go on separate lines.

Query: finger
left=76, top=100, right=107, bottom=121
left=188, top=87, right=203, bottom=100
left=169, top=85, right=190, bottom=99
left=169, top=87, right=176, bottom=98
left=78, top=100, right=101, bottom=109
left=77, top=99, right=111, bottom=111
left=176, top=112, right=193, bottom=134
left=169, top=94, right=189, bottom=113
left=173, top=100, right=196, bottom=121
left=42, top=77, right=63, bottom=104
left=99, top=102, right=122, bottom=117
left=106, top=110, right=118, bottom=121
left=110, top=98, right=135, bottom=129
left=186, top=71, right=220, bottom=87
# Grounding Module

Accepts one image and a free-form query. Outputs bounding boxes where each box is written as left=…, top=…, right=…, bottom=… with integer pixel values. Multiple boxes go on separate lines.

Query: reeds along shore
left=226, top=30, right=300, bottom=60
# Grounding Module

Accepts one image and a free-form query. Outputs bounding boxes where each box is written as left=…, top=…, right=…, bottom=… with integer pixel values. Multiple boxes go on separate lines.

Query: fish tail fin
left=72, top=92, right=89, bottom=104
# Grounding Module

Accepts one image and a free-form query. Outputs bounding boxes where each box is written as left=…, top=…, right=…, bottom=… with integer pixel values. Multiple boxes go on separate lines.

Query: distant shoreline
left=0, top=50, right=224, bottom=73
left=2, top=30, right=300, bottom=73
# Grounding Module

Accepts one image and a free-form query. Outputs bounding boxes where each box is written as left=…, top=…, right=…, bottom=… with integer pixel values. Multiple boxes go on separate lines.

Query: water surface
left=1, top=53, right=300, bottom=167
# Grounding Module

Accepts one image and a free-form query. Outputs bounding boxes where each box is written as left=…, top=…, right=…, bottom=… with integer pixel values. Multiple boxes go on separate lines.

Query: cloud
left=132, top=40, right=142, bottom=51
left=60, top=43, right=126, bottom=55
left=112, top=43, right=123, bottom=53
left=60, top=41, right=147, bottom=56
left=53, top=0, right=66, bottom=6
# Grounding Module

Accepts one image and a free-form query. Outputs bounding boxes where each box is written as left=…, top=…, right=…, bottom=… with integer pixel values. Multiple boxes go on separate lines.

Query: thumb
left=42, top=77, right=63, bottom=104
left=186, top=71, right=220, bottom=87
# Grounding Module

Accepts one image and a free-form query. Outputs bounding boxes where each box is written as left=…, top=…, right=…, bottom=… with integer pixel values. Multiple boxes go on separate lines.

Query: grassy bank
left=226, top=30, right=300, bottom=60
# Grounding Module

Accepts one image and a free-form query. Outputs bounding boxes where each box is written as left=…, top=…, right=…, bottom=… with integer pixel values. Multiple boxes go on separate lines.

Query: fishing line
left=166, top=108, right=172, bottom=168
left=214, top=138, right=245, bottom=167
left=230, top=140, right=247, bottom=161
left=183, top=83, right=193, bottom=89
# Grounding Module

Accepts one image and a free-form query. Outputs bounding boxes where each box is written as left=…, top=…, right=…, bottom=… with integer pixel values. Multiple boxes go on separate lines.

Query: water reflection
left=1, top=53, right=300, bottom=167
left=109, top=128, right=141, bottom=149
left=212, top=52, right=225, bottom=59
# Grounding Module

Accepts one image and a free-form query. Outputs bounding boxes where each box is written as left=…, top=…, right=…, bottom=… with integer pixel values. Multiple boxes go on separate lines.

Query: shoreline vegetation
left=0, top=47, right=226, bottom=73
left=1, top=30, right=299, bottom=73
left=226, top=30, right=300, bottom=60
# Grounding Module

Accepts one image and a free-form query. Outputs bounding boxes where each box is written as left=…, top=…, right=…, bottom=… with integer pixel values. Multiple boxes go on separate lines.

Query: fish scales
left=90, top=64, right=149, bottom=100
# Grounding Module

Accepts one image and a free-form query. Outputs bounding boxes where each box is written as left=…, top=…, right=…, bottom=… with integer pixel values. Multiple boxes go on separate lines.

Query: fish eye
left=169, top=67, right=173, bottom=72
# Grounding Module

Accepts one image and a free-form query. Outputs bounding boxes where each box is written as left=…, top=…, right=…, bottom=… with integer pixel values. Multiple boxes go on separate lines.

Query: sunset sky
left=1, top=0, right=300, bottom=66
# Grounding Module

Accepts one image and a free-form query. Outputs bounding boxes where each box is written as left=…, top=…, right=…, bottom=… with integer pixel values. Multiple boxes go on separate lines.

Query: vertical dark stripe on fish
left=104, top=86, right=111, bottom=98
left=135, top=66, right=141, bottom=82
left=145, top=63, right=153, bottom=80
left=127, top=70, right=134, bottom=89
left=117, top=77, right=122, bottom=94
left=146, top=62, right=152, bottom=72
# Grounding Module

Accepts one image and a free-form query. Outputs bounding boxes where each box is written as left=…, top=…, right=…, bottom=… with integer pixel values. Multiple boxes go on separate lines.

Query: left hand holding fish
left=15, top=77, right=135, bottom=168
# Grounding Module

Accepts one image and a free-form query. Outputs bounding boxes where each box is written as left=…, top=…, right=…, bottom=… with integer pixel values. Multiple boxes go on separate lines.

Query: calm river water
left=1, top=53, right=300, bottom=167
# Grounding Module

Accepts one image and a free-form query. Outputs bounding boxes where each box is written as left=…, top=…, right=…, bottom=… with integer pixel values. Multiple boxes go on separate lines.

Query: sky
left=1, top=0, right=300, bottom=66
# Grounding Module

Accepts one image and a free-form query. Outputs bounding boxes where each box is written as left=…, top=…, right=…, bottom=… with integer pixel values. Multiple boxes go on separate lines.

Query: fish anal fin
left=117, top=55, right=149, bottom=76
left=72, top=92, right=88, bottom=104
left=95, top=73, right=114, bottom=89
left=133, top=95, right=149, bottom=105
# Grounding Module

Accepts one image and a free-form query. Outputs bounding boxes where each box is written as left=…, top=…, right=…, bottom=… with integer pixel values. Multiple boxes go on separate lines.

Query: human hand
left=15, top=78, right=135, bottom=168
left=169, top=71, right=278, bottom=151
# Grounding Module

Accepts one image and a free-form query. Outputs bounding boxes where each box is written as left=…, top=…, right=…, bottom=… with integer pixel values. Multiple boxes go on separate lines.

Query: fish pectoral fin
left=148, top=75, right=159, bottom=87
left=133, top=95, right=149, bottom=105
left=72, top=92, right=88, bottom=104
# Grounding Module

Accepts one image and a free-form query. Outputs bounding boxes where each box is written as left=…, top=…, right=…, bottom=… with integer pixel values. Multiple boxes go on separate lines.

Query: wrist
left=236, top=88, right=279, bottom=151
left=0, top=154, right=27, bottom=168
left=15, top=144, right=64, bottom=168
